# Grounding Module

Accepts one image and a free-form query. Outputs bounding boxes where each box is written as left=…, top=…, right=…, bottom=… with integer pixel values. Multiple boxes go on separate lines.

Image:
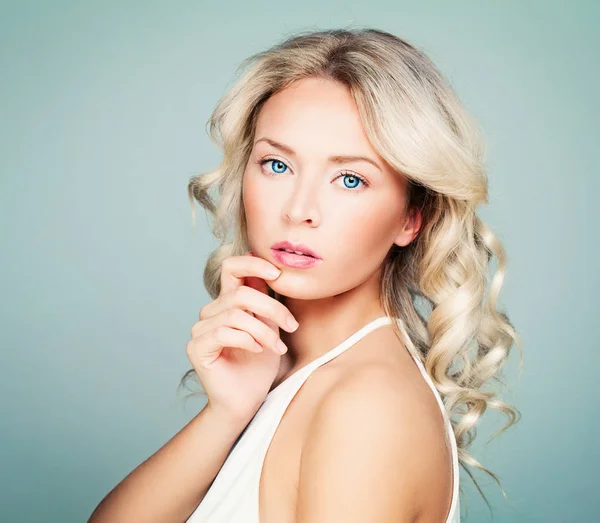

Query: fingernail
left=286, top=316, right=299, bottom=331
left=267, top=267, right=281, bottom=278
left=276, top=339, right=287, bottom=354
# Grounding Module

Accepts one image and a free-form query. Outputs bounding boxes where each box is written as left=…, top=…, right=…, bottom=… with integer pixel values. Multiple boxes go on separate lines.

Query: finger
left=206, top=285, right=297, bottom=333
left=245, top=252, right=280, bottom=332
left=219, top=253, right=281, bottom=296
left=191, top=309, right=287, bottom=355
left=245, top=252, right=269, bottom=299
left=190, top=326, right=264, bottom=369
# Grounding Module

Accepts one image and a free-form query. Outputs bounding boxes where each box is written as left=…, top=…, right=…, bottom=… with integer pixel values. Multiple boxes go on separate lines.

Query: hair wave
left=178, top=27, right=523, bottom=516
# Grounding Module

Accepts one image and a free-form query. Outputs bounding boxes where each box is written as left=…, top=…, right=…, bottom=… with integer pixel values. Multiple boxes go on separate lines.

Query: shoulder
left=309, top=362, right=444, bottom=452
left=296, top=364, right=449, bottom=523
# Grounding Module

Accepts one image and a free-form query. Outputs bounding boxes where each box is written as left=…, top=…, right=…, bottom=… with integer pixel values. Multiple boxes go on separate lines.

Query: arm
left=295, top=366, right=445, bottom=523
left=88, top=405, right=253, bottom=523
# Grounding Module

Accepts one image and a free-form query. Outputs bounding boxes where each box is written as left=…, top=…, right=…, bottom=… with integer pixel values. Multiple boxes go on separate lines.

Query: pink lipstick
left=270, top=240, right=323, bottom=269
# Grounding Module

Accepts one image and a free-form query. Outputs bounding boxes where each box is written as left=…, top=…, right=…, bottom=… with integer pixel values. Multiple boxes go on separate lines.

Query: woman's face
left=242, top=76, right=420, bottom=300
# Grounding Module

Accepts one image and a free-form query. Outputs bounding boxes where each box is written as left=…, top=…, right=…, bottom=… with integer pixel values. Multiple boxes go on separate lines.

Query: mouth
left=270, top=241, right=323, bottom=269
left=275, top=248, right=315, bottom=258
left=270, top=241, right=322, bottom=260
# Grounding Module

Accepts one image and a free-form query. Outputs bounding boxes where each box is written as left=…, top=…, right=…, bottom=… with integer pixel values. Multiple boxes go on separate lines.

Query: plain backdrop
left=1, top=1, right=598, bottom=522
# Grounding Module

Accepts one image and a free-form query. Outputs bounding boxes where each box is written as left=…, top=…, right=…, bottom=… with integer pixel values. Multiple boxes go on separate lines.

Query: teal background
left=1, top=1, right=598, bottom=522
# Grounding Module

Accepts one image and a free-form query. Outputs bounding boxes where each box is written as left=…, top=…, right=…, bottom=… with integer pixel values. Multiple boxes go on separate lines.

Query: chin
left=267, top=277, right=320, bottom=300
left=268, top=275, right=348, bottom=301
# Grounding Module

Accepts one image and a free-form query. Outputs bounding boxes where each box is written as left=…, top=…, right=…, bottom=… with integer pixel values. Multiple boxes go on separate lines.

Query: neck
left=275, top=267, right=388, bottom=369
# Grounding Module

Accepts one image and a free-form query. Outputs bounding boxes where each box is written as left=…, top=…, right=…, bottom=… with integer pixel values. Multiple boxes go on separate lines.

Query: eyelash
left=256, top=157, right=370, bottom=191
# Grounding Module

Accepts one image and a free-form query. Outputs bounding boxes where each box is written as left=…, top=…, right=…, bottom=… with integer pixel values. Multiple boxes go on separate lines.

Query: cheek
left=243, top=173, right=278, bottom=236
left=316, top=204, right=396, bottom=285
left=243, top=174, right=263, bottom=218
left=330, top=203, right=397, bottom=259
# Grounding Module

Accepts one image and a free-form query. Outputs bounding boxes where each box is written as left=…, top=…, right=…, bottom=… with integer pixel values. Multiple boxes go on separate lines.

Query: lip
left=270, top=240, right=323, bottom=269
left=271, top=248, right=323, bottom=268
left=271, top=240, right=322, bottom=260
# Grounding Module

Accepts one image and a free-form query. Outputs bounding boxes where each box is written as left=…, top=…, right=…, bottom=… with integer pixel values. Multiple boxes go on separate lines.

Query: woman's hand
left=186, top=252, right=298, bottom=421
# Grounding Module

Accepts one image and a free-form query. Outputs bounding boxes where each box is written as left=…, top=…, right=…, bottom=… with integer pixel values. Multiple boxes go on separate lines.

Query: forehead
left=254, top=77, right=379, bottom=161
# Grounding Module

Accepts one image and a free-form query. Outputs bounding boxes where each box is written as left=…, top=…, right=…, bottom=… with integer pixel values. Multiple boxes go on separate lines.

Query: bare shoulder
left=313, top=361, right=447, bottom=451
left=296, top=363, right=452, bottom=523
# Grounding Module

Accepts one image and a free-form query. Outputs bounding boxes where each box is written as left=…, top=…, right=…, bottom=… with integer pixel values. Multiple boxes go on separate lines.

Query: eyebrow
left=254, top=137, right=382, bottom=172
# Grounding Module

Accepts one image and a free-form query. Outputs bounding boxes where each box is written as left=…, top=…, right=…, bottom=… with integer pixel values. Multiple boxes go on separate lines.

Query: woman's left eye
left=258, top=158, right=369, bottom=191
left=336, top=172, right=368, bottom=190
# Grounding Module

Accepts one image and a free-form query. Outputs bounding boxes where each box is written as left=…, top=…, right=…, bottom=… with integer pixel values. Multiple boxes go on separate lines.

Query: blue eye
left=340, top=173, right=363, bottom=189
left=257, top=157, right=369, bottom=191
left=266, top=159, right=288, bottom=174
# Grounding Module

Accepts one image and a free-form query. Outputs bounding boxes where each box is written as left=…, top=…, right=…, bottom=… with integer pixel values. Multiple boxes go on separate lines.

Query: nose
left=281, top=174, right=321, bottom=227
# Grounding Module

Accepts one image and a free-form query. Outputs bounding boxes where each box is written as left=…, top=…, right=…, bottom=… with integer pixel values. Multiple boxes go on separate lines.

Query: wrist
left=202, top=402, right=258, bottom=431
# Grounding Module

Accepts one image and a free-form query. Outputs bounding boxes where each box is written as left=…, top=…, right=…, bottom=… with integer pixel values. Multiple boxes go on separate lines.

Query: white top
left=186, top=315, right=460, bottom=522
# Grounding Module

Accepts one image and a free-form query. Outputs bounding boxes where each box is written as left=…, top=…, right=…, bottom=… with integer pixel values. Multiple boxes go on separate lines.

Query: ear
left=393, top=206, right=422, bottom=248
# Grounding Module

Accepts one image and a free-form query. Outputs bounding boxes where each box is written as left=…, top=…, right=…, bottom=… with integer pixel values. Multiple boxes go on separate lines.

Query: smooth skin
left=295, top=364, right=453, bottom=523
left=243, top=76, right=452, bottom=522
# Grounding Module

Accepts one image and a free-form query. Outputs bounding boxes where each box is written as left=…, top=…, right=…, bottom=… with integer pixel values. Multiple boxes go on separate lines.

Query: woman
left=89, top=27, right=522, bottom=523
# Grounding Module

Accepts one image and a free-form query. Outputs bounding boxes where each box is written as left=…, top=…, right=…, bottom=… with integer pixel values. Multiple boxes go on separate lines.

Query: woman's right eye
left=258, top=158, right=289, bottom=176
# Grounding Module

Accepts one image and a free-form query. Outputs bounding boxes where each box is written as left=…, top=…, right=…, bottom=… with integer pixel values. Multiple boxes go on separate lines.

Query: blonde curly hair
left=179, top=26, right=523, bottom=516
